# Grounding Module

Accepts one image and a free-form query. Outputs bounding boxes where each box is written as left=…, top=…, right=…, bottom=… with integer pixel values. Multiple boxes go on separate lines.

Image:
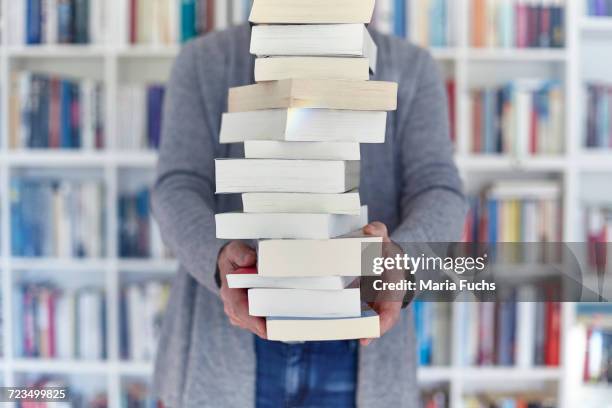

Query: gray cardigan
left=152, top=24, right=466, bottom=408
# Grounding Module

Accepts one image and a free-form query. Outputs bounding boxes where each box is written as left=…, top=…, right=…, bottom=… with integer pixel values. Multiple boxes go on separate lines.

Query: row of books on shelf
left=469, top=80, right=564, bottom=156
left=15, top=375, right=107, bottom=408
left=372, top=0, right=454, bottom=47
left=464, top=181, right=562, bottom=245
left=119, top=188, right=170, bottom=259
left=415, top=301, right=451, bottom=366
left=10, top=0, right=106, bottom=45
left=129, top=0, right=252, bottom=45
left=119, top=280, right=170, bottom=361
left=123, top=382, right=156, bottom=408
left=584, top=325, right=612, bottom=384
left=117, top=84, right=165, bottom=150
left=10, top=72, right=105, bottom=150
left=14, top=283, right=106, bottom=360
left=464, top=394, right=556, bottom=408
left=10, top=179, right=105, bottom=258
left=472, top=0, right=565, bottom=48
left=457, top=292, right=561, bottom=367
left=585, top=82, right=612, bottom=149
left=586, top=0, right=612, bottom=16
left=420, top=388, right=448, bottom=408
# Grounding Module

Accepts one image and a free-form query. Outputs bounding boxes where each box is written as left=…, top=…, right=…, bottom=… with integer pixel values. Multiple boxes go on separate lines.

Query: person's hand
left=218, top=241, right=267, bottom=339
left=361, top=222, right=404, bottom=346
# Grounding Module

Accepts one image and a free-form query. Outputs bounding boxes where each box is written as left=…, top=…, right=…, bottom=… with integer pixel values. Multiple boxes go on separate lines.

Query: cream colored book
left=248, top=288, right=362, bottom=318
left=215, top=206, right=368, bottom=240
left=249, top=0, right=375, bottom=24
left=227, top=274, right=357, bottom=290
left=255, top=57, right=371, bottom=82
left=221, top=108, right=387, bottom=144
left=244, top=141, right=361, bottom=161
left=228, top=79, right=397, bottom=112
left=242, top=190, right=362, bottom=215
left=251, top=24, right=377, bottom=72
left=267, top=312, right=380, bottom=342
left=257, top=236, right=382, bottom=277
left=215, top=159, right=360, bottom=194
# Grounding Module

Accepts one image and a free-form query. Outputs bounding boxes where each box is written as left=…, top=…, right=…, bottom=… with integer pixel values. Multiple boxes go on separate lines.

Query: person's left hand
left=360, top=222, right=405, bottom=346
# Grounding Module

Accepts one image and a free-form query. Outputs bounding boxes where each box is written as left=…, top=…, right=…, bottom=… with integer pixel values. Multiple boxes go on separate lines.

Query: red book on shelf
left=545, top=300, right=561, bottom=366
left=48, top=290, right=57, bottom=358
left=130, top=0, right=138, bottom=44
left=24, top=288, right=35, bottom=357
left=446, top=80, right=456, bottom=143
left=583, top=327, right=592, bottom=381
left=206, top=0, right=215, bottom=33
left=516, top=1, right=528, bottom=47
left=540, top=6, right=551, bottom=47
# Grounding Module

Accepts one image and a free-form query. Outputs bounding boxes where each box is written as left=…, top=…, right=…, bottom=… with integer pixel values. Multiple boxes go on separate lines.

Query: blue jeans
left=255, top=337, right=358, bottom=408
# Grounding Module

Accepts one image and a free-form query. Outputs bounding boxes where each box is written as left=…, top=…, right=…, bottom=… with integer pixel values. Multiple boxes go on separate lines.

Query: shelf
left=118, top=259, right=178, bottom=274
left=456, top=155, right=568, bottom=172
left=10, top=257, right=109, bottom=272
left=116, top=46, right=180, bottom=59
left=6, top=45, right=107, bottom=58
left=430, top=48, right=459, bottom=60
left=466, top=48, right=568, bottom=62
left=581, top=17, right=612, bottom=33
left=577, top=151, right=612, bottom=171
left=458, top=367, right=562, bottom=381
left=417, top=367, right=454, bottom=382
left=117, top=361, right=154, bottom=376
left=12, top=359, right=109, bottom=374
left=2, top=150, right=158, bottom=168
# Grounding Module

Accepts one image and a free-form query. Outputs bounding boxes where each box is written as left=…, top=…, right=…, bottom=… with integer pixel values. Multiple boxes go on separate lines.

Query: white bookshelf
left=0, top=0, right=611, bottom=407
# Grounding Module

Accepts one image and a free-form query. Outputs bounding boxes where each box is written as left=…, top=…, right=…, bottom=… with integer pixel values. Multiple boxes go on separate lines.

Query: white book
left=227, top=274, right=357, bottom=290
left=255, top=57, right=371, bottom=82
left=10, top=0, right=26, bottom=45
left=215, top=0, right=229, bottom=30
left=215, top=206, right=367, bottom=239
left=232, top=0, right=245, bottom=25
left=215, top=159, right=360, bottom=194
left=248, top=288, right=362, bottom=318
left=250, top=24, right=377, bottom=72
left=127, top=285, right=146, bottom=361
left=80, top=81, right=94, bottom=150
left=220, top=109, right=387, bottom=144
left=516, top=287, right=536, bottom=367
left=55, top=291, right=75, bottom=359
left=77, top=290, right=103, bottom=360
left=249, top=0, right=375, bottom=24
left=90, top=0, right=106, bottom=44
left=242, top=190, right=361, bottom=215
left=515, top=89, right=532, bottom=157
left=144, top=281, right=163, bottom=360
left=257, top=235, right=382, bottom=277
left=373, top=0, right=393, bottom=34
left=45, top=0, right=58, bottom=44
left=267, top=311, right=380, bottom=342
left=244, top=141, right=361, bottom=161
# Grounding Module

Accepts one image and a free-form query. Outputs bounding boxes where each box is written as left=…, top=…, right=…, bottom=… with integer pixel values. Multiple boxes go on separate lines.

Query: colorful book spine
left=585, top=82, right=612, bottom=149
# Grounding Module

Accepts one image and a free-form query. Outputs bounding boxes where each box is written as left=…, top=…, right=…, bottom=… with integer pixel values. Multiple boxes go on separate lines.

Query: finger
left=245, top=315, right=268, bottom=339
left=226, top=242, right=257, bottom=267
left=360, top=338, right=374, bottom=346
left=363, top=222, right=390, bottom=242
left=378, top=304, right=401, bottom=336
left=232, top=295, right=267, bottom=339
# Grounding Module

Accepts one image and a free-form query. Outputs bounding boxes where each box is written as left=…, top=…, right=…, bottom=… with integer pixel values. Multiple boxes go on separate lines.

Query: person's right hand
left=218, top=240, right=267, bottom=339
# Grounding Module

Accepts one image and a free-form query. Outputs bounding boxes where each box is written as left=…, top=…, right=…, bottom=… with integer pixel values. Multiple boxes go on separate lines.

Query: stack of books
left=215, top=0, right=398, bottom=342
left=470, top=80, right=564, bottom=156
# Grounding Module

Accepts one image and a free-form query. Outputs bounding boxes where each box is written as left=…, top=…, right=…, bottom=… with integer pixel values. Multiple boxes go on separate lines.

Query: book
left=266, top=311, right=380, bottom=341
left=254, top=57, right=371, bottom=82
left=248, top=288, right=361, bottom=317
left=215, top=159, right=360, bottom=194
left=228, top=79, right=397, bottom=112
left=215, top=206, right=368, bottom=239
left=250, top=24, right=377, bottom=72
left=227, top=270, right=357, bottom=290
left=242, top=190, right=362, bottom=215
left=257, top=235, right=381, bottom=277
left=244, top=141, right=361, bottom=161
left=249, top=0, right=375, bottom=24
left=220, top=108, right=387, bottom=144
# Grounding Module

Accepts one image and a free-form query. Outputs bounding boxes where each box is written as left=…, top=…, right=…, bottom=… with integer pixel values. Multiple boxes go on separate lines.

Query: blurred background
left=0, top=0, right=611, bottom=407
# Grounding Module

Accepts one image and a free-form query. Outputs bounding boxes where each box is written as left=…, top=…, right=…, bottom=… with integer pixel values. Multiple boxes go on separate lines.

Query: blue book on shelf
left=181, top=0, right=198, bottom=43
left=487, top=199, right=497, bottom=247
left=429, top=0, right=447, bottom=47
left=60, top=81, right=72, bottom=148
left=10, top=179, right=24, bottom=256
left=393, top=0, right=406, bottom=38
left=598, top=87, right=609, bottom=148
left=26, top=0, right=42, bottom=44
left=13, top=285, right=24, bottom=357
